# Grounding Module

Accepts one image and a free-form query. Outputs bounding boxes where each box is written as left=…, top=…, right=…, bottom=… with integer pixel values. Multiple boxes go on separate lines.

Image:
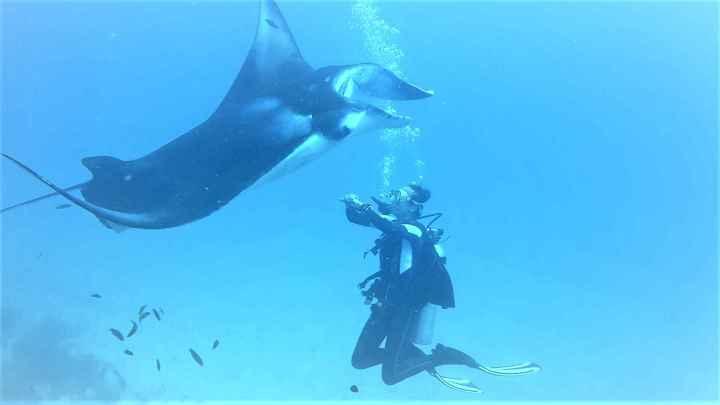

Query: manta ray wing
left=218, top=0, right=313, bottom=109
left=75, top=0, right=314, bottom=222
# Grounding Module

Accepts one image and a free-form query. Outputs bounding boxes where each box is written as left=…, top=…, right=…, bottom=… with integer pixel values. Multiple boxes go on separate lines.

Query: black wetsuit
left=347, top=204, right=463, bottom=385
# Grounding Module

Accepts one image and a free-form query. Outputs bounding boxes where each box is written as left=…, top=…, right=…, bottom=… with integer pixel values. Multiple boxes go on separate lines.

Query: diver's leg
left=431, top=344, right=480, bottom=369
left=351, top=304, right=389, bottom=369
left=380, top=306, right=482, bottom=385
left=381, top=306, right=435, bottom=385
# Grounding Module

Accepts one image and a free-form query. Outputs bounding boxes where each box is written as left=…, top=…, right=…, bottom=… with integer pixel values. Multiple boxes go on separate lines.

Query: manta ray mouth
left=360, top=103, right=412, bottom=130
left=341, top=91, right=413, bottom=128
left=382, top=111, right=412, bottom=128
left=375, top=104, right=411, bottom=124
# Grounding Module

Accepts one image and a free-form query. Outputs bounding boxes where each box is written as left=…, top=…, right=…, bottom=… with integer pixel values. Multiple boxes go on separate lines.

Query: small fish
left=139, top=312, right=150, bottom=322
left=156, top=358, right=161, bottom=371
left=126, top=321, right=138, bottom=338
left=212, top=339, right=219, bottom=350
left=189, top=349, right=204, bottom=367
left=265, top=18, right=279, bottom=29
left=90, top=293, right=102, bottom=299
left=138, top=305, right=147, bottom=315
left=55, top=203, right=72, bottom=209
left=124, top=349, right=134, bottom=356
left=109, top=328, right=124, bottom=341
left=152, top=309, right=161, bottom=321
left=350, top=385, right=359, bottom=393
left=158, top=307, right=165, bottom=315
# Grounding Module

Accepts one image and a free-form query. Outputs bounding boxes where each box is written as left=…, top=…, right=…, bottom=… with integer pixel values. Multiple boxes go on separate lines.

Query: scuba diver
left=342, top=183, right=540, bottom=393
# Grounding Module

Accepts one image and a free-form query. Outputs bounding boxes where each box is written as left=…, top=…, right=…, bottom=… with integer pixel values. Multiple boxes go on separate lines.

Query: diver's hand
left=342, top=193, right=363, bottom=208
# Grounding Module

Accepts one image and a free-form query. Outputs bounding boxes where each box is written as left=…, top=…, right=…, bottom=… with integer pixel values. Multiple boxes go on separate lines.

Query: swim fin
left=475, top=361, right=542, bottom=376
left=427, top=361, right=541, bottom=393
left=427, top=368, right=482, bottom=393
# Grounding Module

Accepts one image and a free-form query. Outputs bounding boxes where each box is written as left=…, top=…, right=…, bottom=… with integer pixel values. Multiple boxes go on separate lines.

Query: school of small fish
left=95, top=294, right=221, bottom=372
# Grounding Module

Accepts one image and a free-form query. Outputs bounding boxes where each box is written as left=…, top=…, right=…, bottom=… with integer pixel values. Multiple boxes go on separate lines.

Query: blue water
left=1, top=1, right=717, bottom=402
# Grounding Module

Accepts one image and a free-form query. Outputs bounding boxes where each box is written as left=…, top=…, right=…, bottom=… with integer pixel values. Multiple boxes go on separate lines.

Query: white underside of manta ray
left=2, top=0, right=434, bottom=230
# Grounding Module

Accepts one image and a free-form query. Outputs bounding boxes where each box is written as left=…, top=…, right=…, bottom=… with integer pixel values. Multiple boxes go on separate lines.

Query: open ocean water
left=1, top=1, right=717, bottom=403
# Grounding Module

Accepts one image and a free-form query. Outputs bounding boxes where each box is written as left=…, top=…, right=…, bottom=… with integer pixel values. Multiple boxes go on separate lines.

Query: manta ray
left=2, top=0, right=433, bottom=230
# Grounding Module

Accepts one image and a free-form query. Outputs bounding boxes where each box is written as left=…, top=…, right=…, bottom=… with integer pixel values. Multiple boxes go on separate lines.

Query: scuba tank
left=411, top=303, right=438, bottom=345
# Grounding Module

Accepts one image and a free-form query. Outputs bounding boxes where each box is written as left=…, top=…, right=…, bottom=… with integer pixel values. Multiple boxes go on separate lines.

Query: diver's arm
left=342, top=194, right=408, bottom=236
left=344, top=202, right=398, bottom=233
left=362, top=205, right=406, bottom=235
left=345, top=205, right=373, bottom=227
left=343, top=193, right=372, bottom=226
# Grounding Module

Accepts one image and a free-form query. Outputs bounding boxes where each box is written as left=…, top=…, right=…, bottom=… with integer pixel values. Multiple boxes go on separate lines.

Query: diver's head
left=372, top=183, right=431, bottom=222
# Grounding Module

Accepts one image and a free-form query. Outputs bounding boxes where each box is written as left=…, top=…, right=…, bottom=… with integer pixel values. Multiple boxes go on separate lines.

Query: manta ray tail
left=1, top=182, right=86, bottom=214
left=2, top=153, right=164, bottom=230
left=0, top=155, right=127, bottom=214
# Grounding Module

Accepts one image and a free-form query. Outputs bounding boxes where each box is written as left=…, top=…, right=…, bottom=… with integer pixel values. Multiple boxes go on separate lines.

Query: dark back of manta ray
left=80, top=156, right=171, bottom=213
left=77, top=125, right=300, bottom=217
left=76, top=8, right=310, bottom=216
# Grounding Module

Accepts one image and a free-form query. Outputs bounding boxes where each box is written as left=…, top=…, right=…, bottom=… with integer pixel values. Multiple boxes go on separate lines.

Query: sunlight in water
left=351, top=0, right=424, bottom=188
